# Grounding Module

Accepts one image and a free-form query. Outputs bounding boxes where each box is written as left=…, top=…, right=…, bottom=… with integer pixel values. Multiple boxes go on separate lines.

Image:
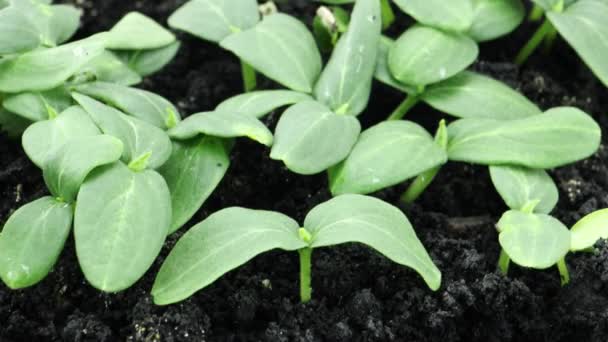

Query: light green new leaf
left=73, top=93, right=172, bottom=170
left=75, top=162, right=171, bottom=292
left=374, top=36, right=413, bottom=93
left=78, top=51, right=142, bottom=86
left=468, top=0, right=525, bottom=42
left=168, top=111, right=273, bottom=146
left=114, top=41, right=181, bottom=77
left=0, top=35, right=106, bottom=93
left=421, top=71, right=541, bottom=119
left=489, top=165, right=558, bottom=214
left=3, top=87, right=72, bottom=122
left=215, top=90, right=312, bottom=118
left=168, top=0, right=259, bottom=43
left=0, top=7, right=40, bottom=54
left=43, top=135, right=124, bottom=203
left=74, top=82, right=180, bottom=129
left=570, top=208, right=608, bottom=251
left=329, top=121, right=447, bottom=195
left=547, top=0, right=608, bottom=87
left=447, top=107, right=601, bottom=168
left=304, top=194, right=441, bottom=290
left=159, top=137, right=230, bottom=234
left=106, top=12, right=176, bottom=50
left=314, top=0, right=382, bottom=116
left=0, top=196, right=73, bottom=289
left=270, top=101, right=361, bottom=175
left=393, top=0, right=474, bottom=32
left=389, top=26, right=478, bottom=88
left=220, top=13, right=322, bottom=93
left=497, top=210, right=571, bottom=269
left=22, top=106, right=101, bottom=168
left=152, top=207, right=306, bottom=305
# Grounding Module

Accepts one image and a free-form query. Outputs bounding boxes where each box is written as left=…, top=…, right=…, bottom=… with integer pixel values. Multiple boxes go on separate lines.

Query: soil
left=1, top=1, right=608, bottom=341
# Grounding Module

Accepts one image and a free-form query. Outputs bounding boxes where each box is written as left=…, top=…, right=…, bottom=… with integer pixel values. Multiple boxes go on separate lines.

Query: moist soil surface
left=2, top=1, right=608, bottom=341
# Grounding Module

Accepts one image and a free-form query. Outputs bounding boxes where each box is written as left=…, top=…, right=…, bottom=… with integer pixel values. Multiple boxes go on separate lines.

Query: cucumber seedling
left=151, top=194, right=441, bottom=305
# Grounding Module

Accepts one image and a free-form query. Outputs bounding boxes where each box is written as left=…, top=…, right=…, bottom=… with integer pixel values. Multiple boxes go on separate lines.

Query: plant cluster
left=0, top=0, right=607, bottom=306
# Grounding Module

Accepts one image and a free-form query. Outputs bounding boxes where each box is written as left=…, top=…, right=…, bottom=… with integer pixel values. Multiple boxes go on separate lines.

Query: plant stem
left=240, top=60, right=257, bottom=92
left=299, top=248, right=312, bottom=303
left=401, top=167, right=441, bottom=204
left=388, top=95, right=419, bottom=120
left=498, top=249, right=510, bottom=275
left=543, top=26, right=558, bottom=52
left=380, top=0, right=395, bottom=30
left=515, top=19, right=554, bottom=66
left=528, top=4, right=544, bottom=22
left=557, top=257, right=570, bottom=286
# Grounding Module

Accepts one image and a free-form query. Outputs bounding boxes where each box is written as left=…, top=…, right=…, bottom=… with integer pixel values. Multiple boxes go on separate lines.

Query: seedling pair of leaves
left=516, top=0, right=608, bottom=87
left=490, top=165, right=608, bottom=285
left=0, top=3, right=179, bottom=136
left=151, top=194, right=441, bottom=305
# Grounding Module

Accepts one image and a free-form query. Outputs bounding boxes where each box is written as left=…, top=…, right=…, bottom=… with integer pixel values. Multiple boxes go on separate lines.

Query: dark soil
left=2, top=1, right=608, bottom=341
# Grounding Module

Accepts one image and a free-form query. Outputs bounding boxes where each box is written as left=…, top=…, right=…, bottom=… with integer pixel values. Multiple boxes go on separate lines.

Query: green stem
left=299, top=248, right=312, bottom=303
left=543, top=26, right=558, bottom=53
left=388, top=95, right=419, bottom=120
left=557, top=257, right=570, bottom=286
left=515, top=19, right=554, bottom=66
left=498, top=249, right=511, bottom=275
left=240, top=60, right=257, bottom=92
left=401, top=166, right=442, bottom=204
left=528, top=4, right=544, bottom=22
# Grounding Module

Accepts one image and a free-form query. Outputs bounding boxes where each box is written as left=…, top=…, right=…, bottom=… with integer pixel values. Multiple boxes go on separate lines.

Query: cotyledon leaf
left=74, top=82, right=180, bottom=129
left=304, top=194, right=442, bottom=290
left=314, top=0, right=382, bottom=116
left=468, top=0, right=525, bottom=42
left=0, top=7, right=41, bottom=55
left=168, top=0, right=259, bottom=43
left=158, top=136, right=230, bottom=234
left=447, top=107, right=601, bottom=169
left=152, top=207, right=306, bottom=305
left=72, top=93, right=172, bottom=170
left=75, top=161, right=171, bottom=292
left=77, top=51, right=143, bottom=86
left=220, top=13, right=322, bottom=93
left=0, top=196, right=73, bottom=289
left=392, top=0, right=474, bottom=32
left=43, top=135, right=124, bottom=203
left=114, top=41, right=181, bottom=77
left=570, top=208, right=608, bottom=251
left=106, top=12, right=176, bottom=50
left=531, top=0, right=576, bottom=11
left=3, top=86, right=72, bottom=122
left=22, top=106, right=101, bottom=168
left=489, top=165, right=558, bottom=214
left=215, top=90, right=312, bottom=118
left=497, top=210, right=571, bottom=269
left=374, top=36, right=414, bottom=93
left=329, top=120, right=447, bottom=195
left=168, top=110, right=273, bottom=146
left=270, top=101, right=361, bottom=175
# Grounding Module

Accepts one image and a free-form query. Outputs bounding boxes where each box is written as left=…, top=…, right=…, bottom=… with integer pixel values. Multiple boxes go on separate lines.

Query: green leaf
left=2, top=87, right=72, bottom=122
left=22, top=106, right=101, bottom=168
left=168, top=0, right=259, bottom=43
left=570, top=208, right=608, bottom=251
left=374, top=36, right=413, bottom=93
left=388, top=25, right=478, bottom=87
left=0, top=35, right=106, bottom=93
left=75, top=161, right=171, bottom=292
left=159, top=137, right=230, bottom=234
left=106, top=12, right=175, bottom=50
left=314, top=0, right=382, bottom=116
left=468, top=0, right=525, bottom=42
left=43, top=135, right=124, bottom=203
left=329, top=121, right=447, bottom=195
left=0, top=196, right=73, bottom=289
left=0, top=7, right=41, bottom=54
left=45, top=4, right=82, bottom=45
left=393, top=0, right=474, bottom=32
left=421, top=71, right=541, bottom=119
left=168, top=111, right=273, bottom=146
left=74, top=82, right=180, bottom=129
left=531, top=0, right=576, bottom=11
left=304, top=194, right=441, bottom=290
left=114, top=41, right=181, bottom=77
left=270, top=101, right=361, bottom=175
left=78, top=51, right=142, bottom=86
left=489, top=165, right=558, bottom=214
left=447, top=107, right=601, bottom=168
left=547, top=0, right=608, bottom=87
left=73, top=93, right=173, bottom=170
left=497, top=210, right=571, bottom=269
left=152, top=207, right=306, bottom=305
left=220, top=13, right=322, bottom=93
left=215, top=90, right=312, bottom=118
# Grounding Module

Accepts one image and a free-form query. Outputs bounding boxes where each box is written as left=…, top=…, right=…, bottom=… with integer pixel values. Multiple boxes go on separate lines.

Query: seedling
left=151, top=194, right=441, bottom=305
left=515, top=0, right=608, bottom=87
